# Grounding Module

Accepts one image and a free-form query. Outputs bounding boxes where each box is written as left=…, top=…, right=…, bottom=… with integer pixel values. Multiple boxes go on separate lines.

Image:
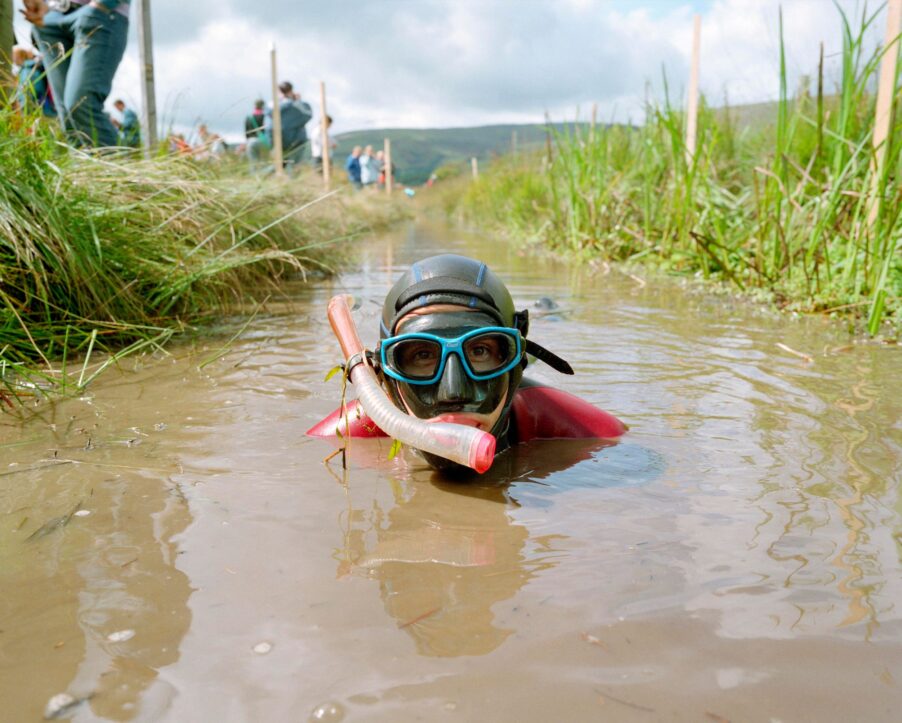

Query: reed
left=456, top=7, right=901, bottom=332
left=0, top=105, right=402, bottom=402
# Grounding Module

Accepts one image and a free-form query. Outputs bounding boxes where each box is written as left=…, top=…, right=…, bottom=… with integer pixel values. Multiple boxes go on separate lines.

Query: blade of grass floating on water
left=197, top=297, right=269, bottom=370
left=25, top=500, right=83, bottom=542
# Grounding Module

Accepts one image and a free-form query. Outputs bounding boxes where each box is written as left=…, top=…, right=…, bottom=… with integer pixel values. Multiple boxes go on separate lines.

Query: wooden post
left=868, top=0, right=902, bottom=225
left=0, top=0, right=14, bottom=94
left=471, top=157, right=478, bottom=179
left=270, top=43, right=284, bottom=177
left=544, top=111, right=553, bottom=169
left=384, top=138, right=393, bottom=194
left=135, top=0, right=158, bottom=156
left=511, top=130, right=517, bottom=158
left=590, top=102, right=598, bottom=145
left=685, top=13, right=702, bottom=163
left=319, top=81, right=330, bottom=189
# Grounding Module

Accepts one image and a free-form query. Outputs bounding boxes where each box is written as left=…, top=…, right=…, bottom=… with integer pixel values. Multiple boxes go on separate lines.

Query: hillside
left=333, top=123, right=565, bottom=186
left=332, top=96, right=810, bottom=186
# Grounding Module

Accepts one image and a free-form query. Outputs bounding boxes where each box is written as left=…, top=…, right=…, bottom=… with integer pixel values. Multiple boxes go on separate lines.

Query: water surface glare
left=2, top=221, right=901, bottom=721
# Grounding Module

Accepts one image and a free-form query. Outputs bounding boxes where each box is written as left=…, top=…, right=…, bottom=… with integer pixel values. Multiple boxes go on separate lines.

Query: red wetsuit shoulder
left=306, top=400, right=388, bottom=438
left=306, top=385, right=626, bottom=441
left=510, top=382, right=627, bottom=442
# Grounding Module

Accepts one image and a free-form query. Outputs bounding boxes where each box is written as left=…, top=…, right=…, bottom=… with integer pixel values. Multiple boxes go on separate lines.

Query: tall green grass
left=0, top=105, right=402, bottom=404
left=456, top=7, right=901, bottom=333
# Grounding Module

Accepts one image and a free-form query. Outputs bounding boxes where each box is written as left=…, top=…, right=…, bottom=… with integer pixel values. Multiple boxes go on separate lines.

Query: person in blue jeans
left=21, top=0, right=129, bottom=147
left=346, top=145, right=362, bottom=189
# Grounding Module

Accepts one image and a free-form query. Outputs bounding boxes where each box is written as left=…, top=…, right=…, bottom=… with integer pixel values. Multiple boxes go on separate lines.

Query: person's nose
left=436, top=353, right=475, bottom=404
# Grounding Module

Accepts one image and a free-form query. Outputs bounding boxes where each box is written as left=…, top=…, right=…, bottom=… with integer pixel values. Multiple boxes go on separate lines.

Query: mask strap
left=524, top=339, right=574, bottom=375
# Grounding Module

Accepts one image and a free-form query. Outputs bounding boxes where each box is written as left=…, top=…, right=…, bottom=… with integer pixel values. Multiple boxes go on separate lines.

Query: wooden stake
left=135, top=0, right=158, bottom=156
left=319, top=80, right=330, bottom=189
left=1, top=0, right=15, bottom=93
left=591, top=102, right=598, bottom=145
left=384, top=138, right=393, bottom=194
left=270, top=43, right=284, bottom=177
left=685, top=13, right=702, bottom=163
left=868, top=0, right=902, bottom=226
left=511, top=130, right=517, bottom=157
left=471, top=157, right=479, bottom=179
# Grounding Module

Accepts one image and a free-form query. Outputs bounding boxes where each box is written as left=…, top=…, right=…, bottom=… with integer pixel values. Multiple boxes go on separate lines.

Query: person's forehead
left=396, top=306, right=496, bottom=334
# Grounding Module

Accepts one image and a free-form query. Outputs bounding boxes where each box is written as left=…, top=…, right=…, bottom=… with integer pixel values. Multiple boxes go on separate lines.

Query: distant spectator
left=266, top=80, right=312, bottom=172
left=245, top=98, right=266, bottom=140
left=378, top=152, right=396, bottom=189
left=23, top=0, right=130, bottom=147
left=245, top=98, right=269, bottom=172
left=376, top=150, right=387, bottom=188
left=12, top=44, right=55, bottom=116
left=310, top=114, right=336, bottom=173
left=360, top=144, right=380, bottom=188
left=111, top=98, right=140, bottom=147
left=346, top=145, right=362, bottom=189
left=167, top=133, right=192, bottom=155
left=196, top=123, right=227, bottom=159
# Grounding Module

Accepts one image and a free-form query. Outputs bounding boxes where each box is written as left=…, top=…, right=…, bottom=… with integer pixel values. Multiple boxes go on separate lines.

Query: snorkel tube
left=327, top=295, right=497, bottom=473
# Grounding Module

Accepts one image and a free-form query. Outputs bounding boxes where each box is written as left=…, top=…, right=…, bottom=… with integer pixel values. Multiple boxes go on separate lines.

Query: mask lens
left=463, top=332, right=517, bottom=375
left=387, top=338, right=443, bottom=379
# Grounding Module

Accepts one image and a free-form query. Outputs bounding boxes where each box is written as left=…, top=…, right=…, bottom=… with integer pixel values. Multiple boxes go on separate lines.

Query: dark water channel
left=2, top=220, right=901, bottom=721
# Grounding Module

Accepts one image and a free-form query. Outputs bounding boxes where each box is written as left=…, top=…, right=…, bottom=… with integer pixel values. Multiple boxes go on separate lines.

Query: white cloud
left=12, top=0, right=890, bottom=140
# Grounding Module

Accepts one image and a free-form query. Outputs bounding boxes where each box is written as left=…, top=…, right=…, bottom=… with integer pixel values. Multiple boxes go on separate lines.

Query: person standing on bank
left=244, top=98, right=269, bottom=172
left=359, top=144, right=379, bottom=189
left=112, top=98, right=139, bottom=147
left=345, top=145, right=362, bottom=189
left=21, top=0, right=129, bottom=148
left=267, top=81, right=312, bottom=172
left=310, top=113, right=335, bottom=173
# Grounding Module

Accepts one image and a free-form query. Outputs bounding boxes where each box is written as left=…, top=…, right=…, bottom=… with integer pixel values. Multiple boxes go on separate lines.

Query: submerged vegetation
left=0, top=106, right=403, bottom=404
left=455, top=8, right=901, bottom=334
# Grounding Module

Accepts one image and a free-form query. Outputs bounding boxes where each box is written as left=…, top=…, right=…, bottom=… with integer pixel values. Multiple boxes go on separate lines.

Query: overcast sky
left=13, top=0, right=888, bottom=141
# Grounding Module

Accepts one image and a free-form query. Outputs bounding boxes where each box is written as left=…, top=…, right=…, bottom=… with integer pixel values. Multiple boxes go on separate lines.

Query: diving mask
left=380, top=327, right=523, bottom=385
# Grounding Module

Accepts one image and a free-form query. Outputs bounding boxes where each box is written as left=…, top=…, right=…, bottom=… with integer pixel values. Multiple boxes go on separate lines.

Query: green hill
left=334, top=124, right=567, bottom=186
left=332, top=98, right=801, bottom=186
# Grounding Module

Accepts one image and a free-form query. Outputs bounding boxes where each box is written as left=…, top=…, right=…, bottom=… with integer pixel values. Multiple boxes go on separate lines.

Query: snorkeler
left=308, top=254, right=626, bottom=472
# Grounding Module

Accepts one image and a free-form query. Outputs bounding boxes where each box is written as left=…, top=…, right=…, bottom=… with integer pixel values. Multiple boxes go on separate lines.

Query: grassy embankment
left=452, top=9, right=901, bottom=334
left=0, top=107, right=405, bottom=405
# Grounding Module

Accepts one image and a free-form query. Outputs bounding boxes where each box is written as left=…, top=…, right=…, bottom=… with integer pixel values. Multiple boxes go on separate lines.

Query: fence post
left=868, top=0, right=902, bottom=226
left=471, top=157, right=479, bottom=179
left=319, top=81, right=330, bottom=189
left=1, top=0, right=14, bottom=94
left=685, top=13, right=702, bottom=163
left=384, top=138, right=393, bottom=194
left=591, top=102, right=598, bottom=145
left=136, top=0, right=158, bottom=156
left=270, top=43, right=284, bottom=177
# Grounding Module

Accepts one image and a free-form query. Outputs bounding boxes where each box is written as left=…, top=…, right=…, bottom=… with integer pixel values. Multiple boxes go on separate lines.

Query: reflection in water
left=1, top=394, right=194, bottom=720
left=337, top=477, right=531, bottom=657
left=334, top=438, right=663, bottom=658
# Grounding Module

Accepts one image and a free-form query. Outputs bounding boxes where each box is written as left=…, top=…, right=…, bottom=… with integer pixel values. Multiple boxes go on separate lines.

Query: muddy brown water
left=2, top=220, right=901, bottom=722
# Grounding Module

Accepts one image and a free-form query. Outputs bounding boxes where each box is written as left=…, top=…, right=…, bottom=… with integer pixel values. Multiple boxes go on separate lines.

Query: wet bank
left=2, top=220, right=901, bottom=721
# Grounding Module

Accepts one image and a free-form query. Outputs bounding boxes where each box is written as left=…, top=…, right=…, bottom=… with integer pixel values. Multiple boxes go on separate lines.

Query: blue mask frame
left=379, top=326, right=523, bottom=385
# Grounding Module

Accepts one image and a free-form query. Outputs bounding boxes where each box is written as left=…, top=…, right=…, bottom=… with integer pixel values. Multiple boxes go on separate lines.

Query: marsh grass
left=456, top=7, right=901, bottom=332
left=0, top=106, right=402, bottom=404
